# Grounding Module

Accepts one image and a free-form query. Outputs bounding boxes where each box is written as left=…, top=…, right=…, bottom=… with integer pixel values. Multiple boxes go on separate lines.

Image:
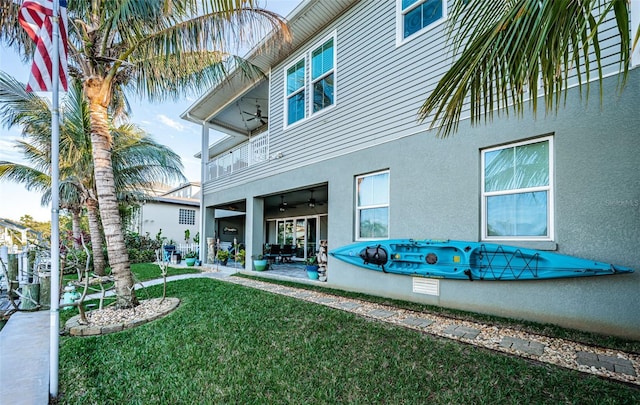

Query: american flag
left=18, top=0, right=69, bottom=92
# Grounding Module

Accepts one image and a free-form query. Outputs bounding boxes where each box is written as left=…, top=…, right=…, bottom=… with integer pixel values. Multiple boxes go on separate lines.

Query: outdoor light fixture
left=308, top=190, right=316, bottom=208
left=279, top=195, right=287, bottom=212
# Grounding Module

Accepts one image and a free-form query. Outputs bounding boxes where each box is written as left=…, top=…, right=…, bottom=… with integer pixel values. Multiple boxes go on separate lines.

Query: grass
left=62, top=262, right=201, bottom=287
left=238, top=274, right=640, bottom=354
left=57, top=277, right=639, bottom=404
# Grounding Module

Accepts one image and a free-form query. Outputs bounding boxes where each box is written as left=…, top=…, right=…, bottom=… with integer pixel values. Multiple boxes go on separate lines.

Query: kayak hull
left=329, top=239, right=634, bottom=281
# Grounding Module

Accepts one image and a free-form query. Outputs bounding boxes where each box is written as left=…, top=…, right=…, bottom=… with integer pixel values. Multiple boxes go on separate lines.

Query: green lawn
left=62, top=262, right=201, bottom=286
left=58, top=278, right=639, bottom=404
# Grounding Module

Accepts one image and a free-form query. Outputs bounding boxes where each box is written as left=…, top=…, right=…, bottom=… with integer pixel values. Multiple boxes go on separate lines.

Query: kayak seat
left=360, top=245, right=388, bottom=266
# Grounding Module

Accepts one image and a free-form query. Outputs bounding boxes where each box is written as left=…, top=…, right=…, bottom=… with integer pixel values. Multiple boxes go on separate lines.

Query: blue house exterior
left=182, top=0, right=640, bottom=339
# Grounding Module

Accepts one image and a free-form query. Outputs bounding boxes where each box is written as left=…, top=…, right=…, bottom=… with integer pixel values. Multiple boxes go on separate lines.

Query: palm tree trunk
left=85, top=78, right=138, bottom=308
left=86, top=201, right=106, bottom=276
left=71, top=208, right=81, bottom=249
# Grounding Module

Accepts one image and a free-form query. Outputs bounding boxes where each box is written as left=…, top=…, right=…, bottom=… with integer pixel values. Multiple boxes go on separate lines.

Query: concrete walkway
left=1, top=265, right=638, bottom=404
left=0, top=310, right=50, bottom=405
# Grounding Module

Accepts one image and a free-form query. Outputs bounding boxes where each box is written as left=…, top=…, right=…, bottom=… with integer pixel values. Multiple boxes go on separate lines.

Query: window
left=311, top=38, right=335, bottom=113
left=179, top=209, right=196, bottom=225
left=398, top=0, right=446, bottom=42
left=286, top=59, right=305, bottom=125
left=356, top=170, right=389, bottom=239
left=481, top=137, right=554, bottom=240
left=284, top=33, right=336, bottom=126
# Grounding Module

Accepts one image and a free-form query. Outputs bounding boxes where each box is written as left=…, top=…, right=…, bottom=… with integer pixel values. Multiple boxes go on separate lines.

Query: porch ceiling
left=181, top=0, right=359, bottom=134
left=212, top=185, right=329, bottom=214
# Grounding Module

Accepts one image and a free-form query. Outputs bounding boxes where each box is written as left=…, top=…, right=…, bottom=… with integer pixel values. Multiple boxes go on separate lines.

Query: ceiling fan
left=242, top=104, right=268, bottom=125
left=278, top=195, right=298, bottom=212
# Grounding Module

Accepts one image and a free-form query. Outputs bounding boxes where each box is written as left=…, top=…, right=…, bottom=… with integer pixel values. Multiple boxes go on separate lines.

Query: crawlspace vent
left=412, top=278, right=439, bottom=296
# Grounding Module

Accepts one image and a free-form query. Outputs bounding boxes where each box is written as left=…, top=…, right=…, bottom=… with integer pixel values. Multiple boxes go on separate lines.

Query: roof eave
left=181, top=0, right=359, bottom=124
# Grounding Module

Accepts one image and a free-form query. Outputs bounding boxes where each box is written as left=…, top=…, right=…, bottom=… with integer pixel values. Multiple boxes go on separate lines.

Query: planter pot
left=185, top=258, right=196, bottom=266
left=306, top=265, right=319, bottom=280
left=253, top=259, right=268, bottom=271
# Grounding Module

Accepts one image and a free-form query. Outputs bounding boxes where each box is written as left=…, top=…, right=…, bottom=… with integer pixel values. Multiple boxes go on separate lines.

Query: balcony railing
left=206, top=132, right=269, bottom=180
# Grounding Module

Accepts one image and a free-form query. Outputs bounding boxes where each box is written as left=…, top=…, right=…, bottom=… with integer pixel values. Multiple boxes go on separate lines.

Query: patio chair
left=280, top=245, right=294, bottom=263
left=265, top=244, right=281, bottom=263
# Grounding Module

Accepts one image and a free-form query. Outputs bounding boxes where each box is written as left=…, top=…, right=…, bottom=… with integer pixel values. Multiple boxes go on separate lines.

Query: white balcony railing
left=206, top=132, right=269, bottom=181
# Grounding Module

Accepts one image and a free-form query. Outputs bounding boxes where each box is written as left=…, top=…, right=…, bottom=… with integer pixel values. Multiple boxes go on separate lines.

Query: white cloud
left=157, top=114, right=186, bottom=132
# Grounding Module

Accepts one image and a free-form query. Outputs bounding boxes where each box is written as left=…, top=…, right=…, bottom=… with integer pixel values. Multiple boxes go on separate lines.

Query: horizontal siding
left=206, top=0, right=628, bottom=192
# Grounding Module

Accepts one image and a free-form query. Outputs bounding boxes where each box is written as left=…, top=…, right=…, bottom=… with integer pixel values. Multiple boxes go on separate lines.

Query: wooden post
left=7, top=254, right=18, bottom=299
left=19, top=284, right=40, bottom=310
left=38, top=271, right=51, bottom=310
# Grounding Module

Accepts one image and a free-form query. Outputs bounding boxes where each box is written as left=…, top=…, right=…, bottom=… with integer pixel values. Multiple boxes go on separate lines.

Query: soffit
left=181, top=0, right=359, bottom=125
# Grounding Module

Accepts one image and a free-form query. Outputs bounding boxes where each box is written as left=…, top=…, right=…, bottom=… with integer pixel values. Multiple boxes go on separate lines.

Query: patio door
left=271, top=216, right=322, bottom=260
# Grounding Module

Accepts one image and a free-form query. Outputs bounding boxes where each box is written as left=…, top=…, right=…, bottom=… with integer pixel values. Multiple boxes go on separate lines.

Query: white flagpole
left=49, top=0, right=61, bottom=399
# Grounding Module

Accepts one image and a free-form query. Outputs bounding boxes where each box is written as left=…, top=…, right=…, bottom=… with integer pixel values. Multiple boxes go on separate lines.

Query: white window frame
left=396, top=0, right=447, bottom=47
left=355, top=170, right=390, bottom=241
left=284, top=58, right=306, bottom=127
left=481, top=136, right=554, bottom=242
left=283, top=31, right=337, bottom=129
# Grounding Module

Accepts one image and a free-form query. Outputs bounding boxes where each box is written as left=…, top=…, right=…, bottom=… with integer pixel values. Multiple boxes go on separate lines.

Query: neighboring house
left=130, top=182, right=201, bottom=245
left=0, top=217, right=40, bottom=252
left=182, top=1, right=640, bottom=338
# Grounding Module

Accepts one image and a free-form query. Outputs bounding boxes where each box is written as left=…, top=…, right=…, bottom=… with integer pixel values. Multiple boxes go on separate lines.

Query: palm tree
left=1, top=1, right=289, bottom=308
left=418, top=0, right=638, bottom=137
left=0, top=72, right=186, bottom=277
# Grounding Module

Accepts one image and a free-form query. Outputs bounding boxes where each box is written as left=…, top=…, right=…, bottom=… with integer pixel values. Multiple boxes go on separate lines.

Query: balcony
left=206, top=132, right=269, bottom=181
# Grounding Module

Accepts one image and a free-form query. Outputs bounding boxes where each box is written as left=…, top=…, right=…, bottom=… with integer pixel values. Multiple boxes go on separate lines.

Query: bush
left=124, top=231, right=162, bottom=263
left=62, top=248, right=90, bottom=275
left=128, top=248, right=157, bottom=264
left=124, top=231, right=162, bottom=251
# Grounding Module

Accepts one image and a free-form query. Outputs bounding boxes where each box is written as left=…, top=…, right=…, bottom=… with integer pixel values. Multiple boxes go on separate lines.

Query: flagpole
left=49, top=0, right=61, bottom=399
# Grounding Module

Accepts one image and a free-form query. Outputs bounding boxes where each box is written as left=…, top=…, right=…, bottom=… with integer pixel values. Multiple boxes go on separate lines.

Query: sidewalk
left=1, top=266, right=638, bottom=404
left=0, top=310, right=50, bottom=405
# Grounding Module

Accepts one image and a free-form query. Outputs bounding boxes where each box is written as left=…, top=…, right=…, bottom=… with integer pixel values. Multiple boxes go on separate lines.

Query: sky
left=0, top=0, right=300, bottom=222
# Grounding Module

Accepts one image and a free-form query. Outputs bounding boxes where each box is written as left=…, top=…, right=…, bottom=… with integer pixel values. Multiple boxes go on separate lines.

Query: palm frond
left=419, top=0, right=633, bottom=137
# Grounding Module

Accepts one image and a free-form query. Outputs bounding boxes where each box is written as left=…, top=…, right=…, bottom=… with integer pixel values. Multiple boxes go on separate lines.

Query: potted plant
left=217, top=249, right=229, bottom=266
left=184, top=251, right=198, bottom=266
left=253, top=254, right=268, bottom=271
left=237, top=249, right=246, bottom=266
left=305, top=256, right=319, bottom=280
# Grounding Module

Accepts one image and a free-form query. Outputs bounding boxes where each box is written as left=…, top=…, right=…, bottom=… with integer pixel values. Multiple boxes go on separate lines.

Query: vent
left=412, top=278, right=439, bottom=296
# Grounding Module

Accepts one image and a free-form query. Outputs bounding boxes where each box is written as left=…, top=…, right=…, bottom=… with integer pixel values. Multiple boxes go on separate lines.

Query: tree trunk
left=85, top=77, right=137, bottom=308
left=71, top=208, right=81, bottom=249
left=86, top=201, right=106, bottom=276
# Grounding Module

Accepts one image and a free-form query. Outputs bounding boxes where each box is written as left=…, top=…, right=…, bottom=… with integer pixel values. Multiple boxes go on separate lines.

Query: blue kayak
left=329, top=239, right=634, bottom=281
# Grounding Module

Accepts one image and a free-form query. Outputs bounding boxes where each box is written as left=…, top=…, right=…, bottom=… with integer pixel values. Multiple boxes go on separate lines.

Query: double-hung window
left=481, top=137, right=554, bottom=240
left=356, top=170, right=390, bottom=240
left=286, top=60, right=305, bottom=125
left=285, top=33, right=336, bottom=127
left=397, top=0, right=446, bottom=43
left=311, top=38, right=335, bottom=113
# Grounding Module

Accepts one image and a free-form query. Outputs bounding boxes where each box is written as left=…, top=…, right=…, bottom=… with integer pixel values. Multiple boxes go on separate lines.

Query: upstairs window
left=481, top=137, right=554, bottom=240
left=284, top=33, right=336, bottom=127
left=311, top=38, right=335, bottom=113
left=398, top=0, right=446, bottom=43
left=356, top=170, right=390, bottom=240
left=286, top=60, right=305, bottom=125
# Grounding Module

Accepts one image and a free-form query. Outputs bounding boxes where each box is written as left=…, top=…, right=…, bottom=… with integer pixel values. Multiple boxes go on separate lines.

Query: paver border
left=65, top=297, right=180, bottom=336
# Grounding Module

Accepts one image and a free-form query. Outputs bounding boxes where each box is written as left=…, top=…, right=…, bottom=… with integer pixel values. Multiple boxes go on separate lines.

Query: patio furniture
left=264, top=244, right=281, bottom=264
left=280, top=245, right=294, bottom=263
